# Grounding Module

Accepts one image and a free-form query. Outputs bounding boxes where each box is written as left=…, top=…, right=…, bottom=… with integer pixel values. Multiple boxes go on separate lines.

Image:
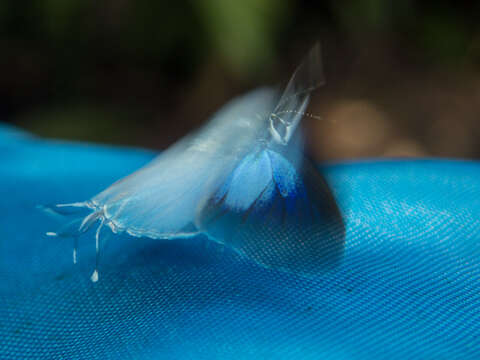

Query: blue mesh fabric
left=0, top=124, right=479, bottom=359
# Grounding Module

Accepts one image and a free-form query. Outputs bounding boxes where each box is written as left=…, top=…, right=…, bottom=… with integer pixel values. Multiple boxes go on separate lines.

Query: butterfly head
left=269, top=113, right=296, bottom=145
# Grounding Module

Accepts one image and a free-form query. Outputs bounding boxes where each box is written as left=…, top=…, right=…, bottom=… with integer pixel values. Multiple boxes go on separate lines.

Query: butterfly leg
left=46, top=217, right=85, bottom=264
left=90, top=217, right=110, bottom=283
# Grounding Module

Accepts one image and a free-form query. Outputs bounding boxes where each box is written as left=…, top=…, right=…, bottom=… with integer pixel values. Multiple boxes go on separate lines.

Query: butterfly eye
left=269, top=114, right=289, bottom=145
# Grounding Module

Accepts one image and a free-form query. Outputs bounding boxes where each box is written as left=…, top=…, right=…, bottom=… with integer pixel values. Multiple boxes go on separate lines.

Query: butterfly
left=45, top=44, right=345, bottom=281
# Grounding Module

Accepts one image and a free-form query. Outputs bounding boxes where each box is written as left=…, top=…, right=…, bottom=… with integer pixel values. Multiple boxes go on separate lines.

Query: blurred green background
left=1, top=0, right=480, bottom=159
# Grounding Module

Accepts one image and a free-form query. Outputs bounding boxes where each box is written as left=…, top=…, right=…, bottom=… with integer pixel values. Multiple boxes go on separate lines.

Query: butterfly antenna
left=274, top=109, right=336, bottom=123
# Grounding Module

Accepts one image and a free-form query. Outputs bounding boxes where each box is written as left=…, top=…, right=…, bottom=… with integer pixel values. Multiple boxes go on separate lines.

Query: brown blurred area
left=1, top=1, right=479, bottom=160
left=310, top=51, right=480, bottom=159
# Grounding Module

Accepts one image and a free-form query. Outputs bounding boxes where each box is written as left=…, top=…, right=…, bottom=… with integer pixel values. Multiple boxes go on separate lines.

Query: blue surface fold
left=0, top=124, right=479, bottom=359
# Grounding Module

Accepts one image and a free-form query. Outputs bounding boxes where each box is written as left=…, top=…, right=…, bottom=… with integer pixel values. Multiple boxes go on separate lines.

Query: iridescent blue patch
left=198, top=149, right=345, bottom=276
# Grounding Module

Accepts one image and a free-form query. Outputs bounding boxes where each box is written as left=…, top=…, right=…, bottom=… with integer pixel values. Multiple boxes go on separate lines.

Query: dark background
left=1, top=0, right=479, bottom=159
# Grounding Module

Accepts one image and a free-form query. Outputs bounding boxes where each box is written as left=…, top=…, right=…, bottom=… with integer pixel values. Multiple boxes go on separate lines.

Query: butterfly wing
left=196, top=148, right=345, bottom=276
left=90, top=88, right=278, bottom=238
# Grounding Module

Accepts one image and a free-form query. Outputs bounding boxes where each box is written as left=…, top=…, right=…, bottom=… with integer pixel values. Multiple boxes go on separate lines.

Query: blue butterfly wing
left=197, top=149, right=345, bottom=276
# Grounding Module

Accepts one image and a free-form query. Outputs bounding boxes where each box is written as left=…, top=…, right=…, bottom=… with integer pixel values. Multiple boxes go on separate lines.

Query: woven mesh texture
left=0, top=125, right=479, bottom=359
